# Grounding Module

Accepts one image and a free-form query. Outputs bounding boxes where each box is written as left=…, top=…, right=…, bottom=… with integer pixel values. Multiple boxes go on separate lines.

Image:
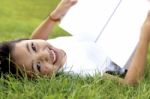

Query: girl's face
left=11, top=39, right=67, bottom=76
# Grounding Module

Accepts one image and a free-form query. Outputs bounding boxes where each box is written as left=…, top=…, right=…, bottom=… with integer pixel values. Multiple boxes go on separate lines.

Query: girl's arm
left=123, top=12, right=150, bottom=85
left=104, top=11, right=150, bottom=86
left=31, top=15, right=57, bottom=40
left=31, top=0, right=77, bottom=40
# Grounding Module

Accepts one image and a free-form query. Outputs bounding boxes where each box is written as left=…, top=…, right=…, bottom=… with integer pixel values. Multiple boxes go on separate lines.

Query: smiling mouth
left=49, top=49, right=57, bottom=64
left=48, top=47, right=66, bottom=65
left=51, top=50, right=57, bottom=63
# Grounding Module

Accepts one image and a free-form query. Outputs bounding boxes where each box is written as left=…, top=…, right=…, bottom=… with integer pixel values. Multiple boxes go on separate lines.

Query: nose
left=36, top=49, right=52, bottom=63
left=42, top=64, right=52, bottom=75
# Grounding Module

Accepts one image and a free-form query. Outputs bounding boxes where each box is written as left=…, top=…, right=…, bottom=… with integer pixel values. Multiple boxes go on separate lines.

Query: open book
left=59, top=0, right=149, bottom=67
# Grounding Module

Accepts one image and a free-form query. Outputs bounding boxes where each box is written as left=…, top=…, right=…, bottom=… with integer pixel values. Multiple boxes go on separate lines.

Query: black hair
left=0, top=38, right=29, bottom=76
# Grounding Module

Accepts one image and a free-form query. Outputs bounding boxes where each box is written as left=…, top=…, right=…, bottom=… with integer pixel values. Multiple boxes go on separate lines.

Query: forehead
left=12, top=40, right=33, bottom=69
left=11, top=39, right=49, bottom=67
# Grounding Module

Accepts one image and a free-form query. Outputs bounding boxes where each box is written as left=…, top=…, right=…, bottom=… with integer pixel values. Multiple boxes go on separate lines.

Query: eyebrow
left=26, top=43, right=31, bottom=53
left=26, top=43, right=34, bottom=73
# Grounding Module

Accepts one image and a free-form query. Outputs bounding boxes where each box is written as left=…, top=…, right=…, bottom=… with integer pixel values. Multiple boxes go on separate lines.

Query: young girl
left=0, top=0, right=150, bottom=86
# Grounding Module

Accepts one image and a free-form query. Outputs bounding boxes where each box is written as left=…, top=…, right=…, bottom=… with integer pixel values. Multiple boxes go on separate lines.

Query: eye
left=36, top=62, right=41, bottom=72
left=31, top=43, right=37, bottom=52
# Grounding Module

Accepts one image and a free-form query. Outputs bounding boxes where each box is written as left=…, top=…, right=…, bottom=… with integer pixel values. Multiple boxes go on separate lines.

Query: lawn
left=0, top=0, right=150, bottom=99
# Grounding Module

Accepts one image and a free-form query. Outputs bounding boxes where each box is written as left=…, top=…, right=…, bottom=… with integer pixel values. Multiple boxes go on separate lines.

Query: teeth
left=50, top=50, right=56, bottom=63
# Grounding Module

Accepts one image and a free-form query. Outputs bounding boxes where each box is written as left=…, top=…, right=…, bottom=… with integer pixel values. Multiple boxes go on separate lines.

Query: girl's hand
left=50, top=0, right=77, bottom=21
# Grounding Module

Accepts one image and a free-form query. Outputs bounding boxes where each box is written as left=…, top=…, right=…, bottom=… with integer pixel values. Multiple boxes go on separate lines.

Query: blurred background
left=0, top=0, right=69, bottom=41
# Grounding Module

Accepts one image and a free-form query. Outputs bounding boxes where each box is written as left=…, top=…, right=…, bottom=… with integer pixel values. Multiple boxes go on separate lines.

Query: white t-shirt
left=47, top=36, right=125, bottom=76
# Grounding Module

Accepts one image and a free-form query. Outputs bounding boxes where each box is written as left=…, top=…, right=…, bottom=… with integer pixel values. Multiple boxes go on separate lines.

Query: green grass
left=0, top=0, right=150, bottom=99
left=0, top=0, right=68, bottom=41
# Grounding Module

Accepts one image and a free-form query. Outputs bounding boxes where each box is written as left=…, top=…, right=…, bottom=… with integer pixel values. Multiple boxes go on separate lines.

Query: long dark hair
left=0, top=39, right=28, bottom=76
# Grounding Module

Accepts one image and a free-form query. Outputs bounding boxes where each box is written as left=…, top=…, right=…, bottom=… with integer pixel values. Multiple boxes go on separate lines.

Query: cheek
left=12, top=51, right=32, bottom=71
left=20, top=61, right=32, bottom=71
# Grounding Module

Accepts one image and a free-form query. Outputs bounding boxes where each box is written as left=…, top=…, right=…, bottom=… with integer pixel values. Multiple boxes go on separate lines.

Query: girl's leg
left=123, top=11, right=150, bottom=85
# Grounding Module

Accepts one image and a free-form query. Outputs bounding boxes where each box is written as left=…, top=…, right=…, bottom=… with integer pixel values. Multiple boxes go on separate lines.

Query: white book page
left=60, top=0, right=120, bottom=41
left=97, top=0, right=149, bottom=67
left=59, top=0, right=149, bottom=67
